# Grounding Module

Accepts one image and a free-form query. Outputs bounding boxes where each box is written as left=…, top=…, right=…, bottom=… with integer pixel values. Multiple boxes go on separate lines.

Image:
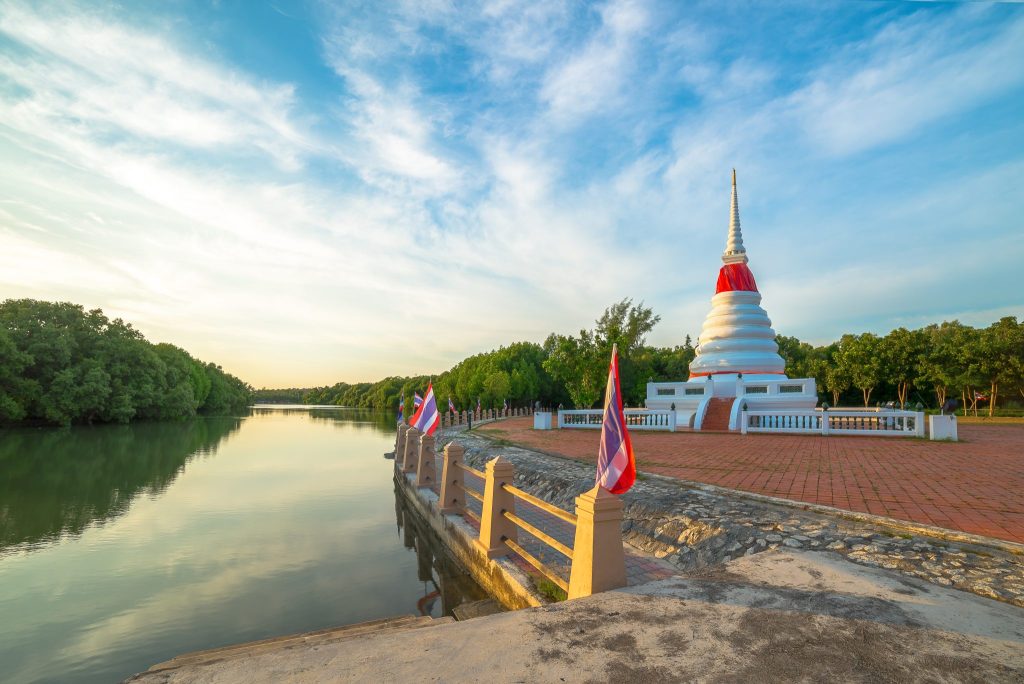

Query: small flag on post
left=595, top=344, right=636, bottom=494
left=448, top=397, right=456, bottom=414
left=397, top=397, right=404, bottom=425
left=414, top=392, right=423, bottom=409
left=410, top=383, right=440, bottom=435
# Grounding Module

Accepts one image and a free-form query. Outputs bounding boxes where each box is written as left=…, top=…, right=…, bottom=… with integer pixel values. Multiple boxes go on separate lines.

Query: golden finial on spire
left=732, top=168, right=736, bottom=186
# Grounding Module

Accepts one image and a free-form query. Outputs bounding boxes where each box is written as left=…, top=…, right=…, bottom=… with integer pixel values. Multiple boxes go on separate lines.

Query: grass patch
left=534, top=576, right=567, bottom=602
left=958, top=416, right=1024, bottom=424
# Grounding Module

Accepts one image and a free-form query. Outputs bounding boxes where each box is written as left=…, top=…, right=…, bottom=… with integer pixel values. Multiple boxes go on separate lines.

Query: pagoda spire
left=723, top=168, right=748, bottom=264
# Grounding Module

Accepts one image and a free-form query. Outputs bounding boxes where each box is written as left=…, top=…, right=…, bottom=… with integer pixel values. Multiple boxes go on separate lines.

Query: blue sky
left=1, top=0, right=1022, bottom=387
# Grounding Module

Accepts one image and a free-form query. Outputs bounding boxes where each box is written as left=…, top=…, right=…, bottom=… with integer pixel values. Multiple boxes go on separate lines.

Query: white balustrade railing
left=558, top=409, right=676, bottom=432
left=741, top=410, right=924, bottom=437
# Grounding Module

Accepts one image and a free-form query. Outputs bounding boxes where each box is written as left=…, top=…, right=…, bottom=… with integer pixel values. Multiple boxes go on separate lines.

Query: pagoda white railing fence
left=558, top=409, right=676, bottom=432
left=740, top=409, right=924, bottom=437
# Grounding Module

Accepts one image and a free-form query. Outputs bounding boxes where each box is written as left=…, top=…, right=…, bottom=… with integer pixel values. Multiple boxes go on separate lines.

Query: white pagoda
left=645, top=171, right=818, bottom=430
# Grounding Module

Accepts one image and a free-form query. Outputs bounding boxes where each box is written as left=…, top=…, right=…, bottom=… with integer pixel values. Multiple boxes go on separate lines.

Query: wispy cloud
left=539, top=0, right=649, bottom=123
left=788, top=7, right=1024, bottom=156
left=0, top=2, right=311, bottom=168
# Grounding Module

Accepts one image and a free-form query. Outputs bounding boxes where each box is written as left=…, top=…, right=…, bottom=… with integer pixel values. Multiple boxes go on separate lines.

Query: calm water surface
left=0, top=407, right=484, bottom=683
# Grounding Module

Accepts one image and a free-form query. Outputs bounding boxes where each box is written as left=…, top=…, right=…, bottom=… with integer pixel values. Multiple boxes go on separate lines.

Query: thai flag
left=414, top=392, right=423, bottom=408
left=595, top=344, right=636, bottom=494
left=410, top=383, right=440, bottom=435
left=448, top=397, right=456, bottom=414
left=397, top=398, right=404, bottom=425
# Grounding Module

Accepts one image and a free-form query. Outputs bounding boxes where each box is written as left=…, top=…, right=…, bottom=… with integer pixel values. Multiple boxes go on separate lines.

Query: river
left=0, top=406, right=485, bottom=683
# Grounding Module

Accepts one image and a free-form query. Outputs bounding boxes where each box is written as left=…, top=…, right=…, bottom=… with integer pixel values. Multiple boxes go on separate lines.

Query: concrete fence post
left=402, top=427, right=422, bottom=473
left=415, top=433, right=436, bottom=488
left=439, top=442, right=465, bottom=514
left=475, top=456, right=517, bottom=558
left=395, top=423, right=408, bottom=461
left=822, top=412, right=830, bottom=436
left=567, top=485, right=626, bottom=600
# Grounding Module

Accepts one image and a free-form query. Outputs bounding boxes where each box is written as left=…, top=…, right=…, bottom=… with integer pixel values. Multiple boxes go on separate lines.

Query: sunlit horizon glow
left=1, top=1, right=1022, bottom=387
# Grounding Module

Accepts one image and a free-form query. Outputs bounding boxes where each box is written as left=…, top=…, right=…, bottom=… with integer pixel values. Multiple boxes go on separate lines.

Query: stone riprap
left=445, top=430, right=1024, bottom=608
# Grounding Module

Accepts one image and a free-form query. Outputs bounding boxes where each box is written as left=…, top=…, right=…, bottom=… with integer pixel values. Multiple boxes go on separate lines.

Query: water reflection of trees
left=251, top=406, right=396, bottom=434
left=0, top=417, right=242, bottom=553
left=392, top=483, right=488, bottom=618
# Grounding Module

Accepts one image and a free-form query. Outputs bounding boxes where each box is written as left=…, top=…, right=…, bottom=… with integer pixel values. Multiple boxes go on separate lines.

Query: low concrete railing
left=740, top=409, right=925, bottom=437
left=436, top=406, right=535, bottom=429
left=434, top=441, right=626, bottom=600
left=558, top=409, right=676, bottom=432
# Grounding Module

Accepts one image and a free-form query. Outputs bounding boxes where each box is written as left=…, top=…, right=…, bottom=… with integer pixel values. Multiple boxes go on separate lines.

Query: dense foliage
left=299, top=299, right=1024, bottom=416
left=0, top=300, right=253, bottom=426
left=775, top=318, right=1024, bottom=415
left=303, top=299, right=695, bottom=411
left=251, top=388, right=309, bottom=404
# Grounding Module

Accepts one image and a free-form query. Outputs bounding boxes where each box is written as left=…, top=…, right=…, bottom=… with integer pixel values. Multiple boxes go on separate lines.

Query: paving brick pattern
left=478, top=418, right=1024, bottom=543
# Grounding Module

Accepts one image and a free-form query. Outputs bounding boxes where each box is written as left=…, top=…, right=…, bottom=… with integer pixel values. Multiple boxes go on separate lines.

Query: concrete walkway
left=478, top=418, right=1024, bottom=542
left=128, top=549, right=1024, bottom=683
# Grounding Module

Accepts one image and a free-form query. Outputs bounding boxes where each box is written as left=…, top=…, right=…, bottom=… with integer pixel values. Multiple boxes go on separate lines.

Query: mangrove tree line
left=0, top=299, right=254, bottom=426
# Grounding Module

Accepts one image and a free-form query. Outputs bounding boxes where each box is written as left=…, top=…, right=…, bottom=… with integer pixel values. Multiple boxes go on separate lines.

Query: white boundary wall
left=557, top=409, right=677, bottom=432
left=740, top=409, right=925, bottom=437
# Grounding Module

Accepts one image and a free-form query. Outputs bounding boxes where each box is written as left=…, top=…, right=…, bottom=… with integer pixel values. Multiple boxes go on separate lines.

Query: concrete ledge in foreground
left=126, top=548, right=1024, bottom=683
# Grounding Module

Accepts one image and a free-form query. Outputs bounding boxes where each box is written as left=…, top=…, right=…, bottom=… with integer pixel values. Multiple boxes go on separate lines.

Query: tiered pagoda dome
left=688, top=171, right=786, bottom=379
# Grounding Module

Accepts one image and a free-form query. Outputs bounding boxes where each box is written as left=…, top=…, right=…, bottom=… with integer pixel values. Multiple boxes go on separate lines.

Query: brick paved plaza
left=477, top=417, right=1024, bottom=543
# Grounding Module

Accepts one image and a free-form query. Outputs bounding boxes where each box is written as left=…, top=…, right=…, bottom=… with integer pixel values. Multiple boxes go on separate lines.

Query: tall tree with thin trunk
left=836, top=333, right=882, bottom=407
left=881, top=327, right=925, bottom=409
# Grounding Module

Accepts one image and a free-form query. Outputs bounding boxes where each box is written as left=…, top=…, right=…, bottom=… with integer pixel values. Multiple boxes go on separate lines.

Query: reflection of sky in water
left=0, top=410, right=472, bottom=684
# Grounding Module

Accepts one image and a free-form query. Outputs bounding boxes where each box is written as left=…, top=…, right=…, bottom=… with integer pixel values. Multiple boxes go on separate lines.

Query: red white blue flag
left=397, top=398, right=404, bottom=425
left=595, top=344, right=636, bottom=494
left=410, top=383, right=440, bottom=435
left=414, top=392, right=423, bottom=408
left=448, top=397, right=456, bottom=414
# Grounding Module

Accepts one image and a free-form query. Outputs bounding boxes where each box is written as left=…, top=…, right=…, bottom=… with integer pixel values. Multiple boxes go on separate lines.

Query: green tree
left=776, top=335, right=817, bottom=380
left=482, top=371, right=511, bottom=408
left=836, top=333, right=882, bottom=407
left=880, top=327, right=925, bottom=409
left=975, top=317, right=1023, bottom=417
left=543, top=332, right=603, bottom=408
left=916, top=322, right=964, bottom=408
left=0, top=327, right=31, bottom=421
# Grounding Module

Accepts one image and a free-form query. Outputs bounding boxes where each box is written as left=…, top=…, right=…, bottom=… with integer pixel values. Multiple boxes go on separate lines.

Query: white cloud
left=539, top=0, right=649, bottom=123
left=0, top=2, right=311, bottom=169
left=788, top=8, right=1024, bottom=156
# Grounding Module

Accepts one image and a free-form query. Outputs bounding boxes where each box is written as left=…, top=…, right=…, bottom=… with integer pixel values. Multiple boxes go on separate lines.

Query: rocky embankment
left=446, top=430, right=1024, bottom=607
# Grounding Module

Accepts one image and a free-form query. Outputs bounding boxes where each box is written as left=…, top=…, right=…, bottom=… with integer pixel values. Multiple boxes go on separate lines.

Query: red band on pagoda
left=715, top=263, right=758, bottom=294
